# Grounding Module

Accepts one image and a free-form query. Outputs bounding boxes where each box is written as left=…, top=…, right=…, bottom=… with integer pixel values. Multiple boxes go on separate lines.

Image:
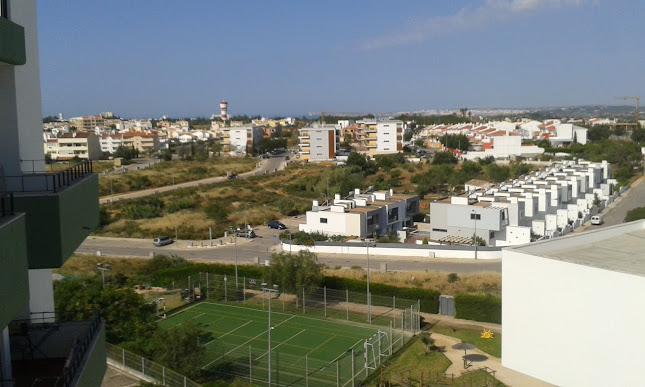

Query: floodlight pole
left=265, top=288, right=279, bottom=386
left=97, top=263, right=110, bottom=289
left=362, top=237, right=373, bottom=323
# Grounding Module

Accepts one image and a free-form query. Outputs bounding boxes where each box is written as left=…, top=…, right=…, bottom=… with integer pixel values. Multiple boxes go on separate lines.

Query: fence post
left=249, top=345, right=252, bottom=383
left=184, top=376, right=187, bottom=387
left=243, top=276, right=246, bottom=304
left=393, top=295, right=396, bottom=324
left=142, top=356, right=145, bottom=375
left=418, top=299, right=421, bottom=332
left=389, top=321, right=393, bottom=355
left=305, top=355, right=308, bottom=387
left=336, top=360, right=339, bottom=387
left=122, top=348, right=125, bottom=366
left=206, top=272, right=209, bottom=300
left=188, top=276, right=191, bottom=302
left=346, top=289, right=349, bottom=321
left=351, top=349, right=354, bottom=387
left=162, top=366, right=165, bottom=385
left=303, top=288, right=305, bottom=314
left=324, top=286, right=327, bottom=318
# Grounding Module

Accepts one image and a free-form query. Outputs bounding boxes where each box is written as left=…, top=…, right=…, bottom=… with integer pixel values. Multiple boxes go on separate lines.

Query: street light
left=471, top=209, right=478, bottom=260
left=97, top=263, right=110, bottom=289
left=229, top=226, right=239, bottom=289
left=264, top=287, right=279, bottom=386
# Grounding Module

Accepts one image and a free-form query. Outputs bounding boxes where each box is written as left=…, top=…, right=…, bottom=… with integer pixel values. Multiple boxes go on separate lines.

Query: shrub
left=166, top=198, right=193, bottom=213
left=625, top=207, right=645, bottom=222
left=447, top=273, right=460, bottom=283
left=122, top=203, right=162, bottom=219
left=204, top=203, right=229, bottom=222
left=454, top=294, right=501, bottom=324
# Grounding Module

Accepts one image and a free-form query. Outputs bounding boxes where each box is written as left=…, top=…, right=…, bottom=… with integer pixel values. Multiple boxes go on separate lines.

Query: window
left=501, top=211, right=506, bottom=220
left=432, top=228, right=447, bottom=232
left=320, top=218, right=328, bottom=224
left=470, top=213, right=481, bottom=220
left=1, top=0, right=7, bottom=19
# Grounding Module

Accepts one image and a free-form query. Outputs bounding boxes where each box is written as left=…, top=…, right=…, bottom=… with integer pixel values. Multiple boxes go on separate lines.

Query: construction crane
left=616, top=96, right=640, bottom=129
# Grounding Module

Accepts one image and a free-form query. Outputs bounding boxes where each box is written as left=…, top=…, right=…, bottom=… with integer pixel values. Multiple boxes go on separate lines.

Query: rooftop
left=510, top=221, right=645, bottom=278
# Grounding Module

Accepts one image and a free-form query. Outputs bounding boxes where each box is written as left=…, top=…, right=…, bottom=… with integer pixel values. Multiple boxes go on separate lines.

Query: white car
left=591, top=215, right=603, bottom=225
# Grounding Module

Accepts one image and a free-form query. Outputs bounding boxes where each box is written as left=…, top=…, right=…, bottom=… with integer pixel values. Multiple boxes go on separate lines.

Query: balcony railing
left=2, top=160, right=94, bottom=193
left=8, top=311, right=103, bottom=387
left=0, top=192, right=14, bottom=217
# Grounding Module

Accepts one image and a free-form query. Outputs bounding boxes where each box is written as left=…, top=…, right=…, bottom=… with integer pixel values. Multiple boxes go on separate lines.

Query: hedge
left=322, top=276, right=440, bottom=313
left=454, top=294, right=501, bottom=324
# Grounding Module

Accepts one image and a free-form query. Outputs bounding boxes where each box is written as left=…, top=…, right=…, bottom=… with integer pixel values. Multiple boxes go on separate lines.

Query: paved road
left=576, top=176, right=645, bottom=232
left=99, top=155, right=286, bottom=204
left=78, top=232, right=501, bottom=274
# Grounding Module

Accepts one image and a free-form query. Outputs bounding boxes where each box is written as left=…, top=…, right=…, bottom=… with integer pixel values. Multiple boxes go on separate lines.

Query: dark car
left=153, top=236, right=173, bottom=247
left=268, top=220, right=287, bottom=230
left=227, top=173, right=237, bottom=179
left=235, top=229, right=256, bottom=238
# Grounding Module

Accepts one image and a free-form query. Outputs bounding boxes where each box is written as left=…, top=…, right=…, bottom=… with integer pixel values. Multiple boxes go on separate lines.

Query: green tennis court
left=159, top=301, right=401, bottom=386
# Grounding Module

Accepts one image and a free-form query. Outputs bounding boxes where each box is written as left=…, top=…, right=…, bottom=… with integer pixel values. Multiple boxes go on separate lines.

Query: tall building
left=298, top=123, right=340, bottom=161
left=0, top=1, right=106, bottom=385
left=222, top=125, right=264, bottom=155
left=355, top=119, right=404, bottom=154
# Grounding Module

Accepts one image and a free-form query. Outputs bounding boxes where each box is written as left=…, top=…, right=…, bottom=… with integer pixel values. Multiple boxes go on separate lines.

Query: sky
left=37, top=0, right=644, bottom=119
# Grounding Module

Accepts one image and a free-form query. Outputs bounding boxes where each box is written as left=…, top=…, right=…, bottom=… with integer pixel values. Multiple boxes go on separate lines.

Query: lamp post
left=230, top=226, right=239, bottom=289
left=471, top=209, right=478, bottom=260
left=264, top=287, right=279, bottom=386
left=362, top=236, right=375, bottom=323
left=97, top=263, right=110, bottom=289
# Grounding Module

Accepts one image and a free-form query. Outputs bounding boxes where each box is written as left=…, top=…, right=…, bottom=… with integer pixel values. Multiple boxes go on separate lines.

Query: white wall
left=299, top=210, right=365, bottom=237
left=284, top=243, right=501, bottom=259
left=502, top=250, right=645, bottom=387
left=27, top=269, right=54, bottom=318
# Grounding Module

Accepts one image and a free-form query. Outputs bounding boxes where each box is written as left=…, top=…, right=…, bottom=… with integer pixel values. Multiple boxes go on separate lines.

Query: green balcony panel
left=73, top=321, right=107, bottom=386
left=14, top=174, right=99, bottom=269
left=0, top=213, right=29, bottom=328
left=0, top=17, right=26, bottom=65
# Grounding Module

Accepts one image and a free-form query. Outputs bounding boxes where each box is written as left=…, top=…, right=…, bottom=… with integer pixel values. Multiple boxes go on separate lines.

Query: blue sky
left=37, top=0, right=644, bottom=118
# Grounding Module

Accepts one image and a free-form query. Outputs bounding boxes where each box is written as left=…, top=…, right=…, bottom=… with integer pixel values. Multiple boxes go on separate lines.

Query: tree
left=264, top=250, right=323, bottom=293
left=146, top=321, right=206, bottom=378
left=54, top=279, right=157, bottom=344
left=432, top=151, right=458, bottom=165
left=114, top=145, right=138, bottom=161
left=439, top=134, right=470, bottom=152
left=485, top=163, right=510, bottom=182
left=631, top=128, right=645, bottom=143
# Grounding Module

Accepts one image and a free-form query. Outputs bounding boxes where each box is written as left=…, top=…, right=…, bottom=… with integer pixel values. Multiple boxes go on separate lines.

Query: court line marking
left=201, top=317, right=246, bottom=346
left=163, top=302, right=200, bottom=319
left=254, top=328, right=306, bottom=361
left=172, top=312, right=204, bottom=327
left=202, top=315, right=295, bottom=369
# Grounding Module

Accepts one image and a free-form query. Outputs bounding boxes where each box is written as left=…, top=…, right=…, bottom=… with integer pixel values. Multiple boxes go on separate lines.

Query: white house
left=299, top=188, right=419, bottom=238
left=298, top=124, right=340, bottom=161
left=502, top=220, right=645, bottom=387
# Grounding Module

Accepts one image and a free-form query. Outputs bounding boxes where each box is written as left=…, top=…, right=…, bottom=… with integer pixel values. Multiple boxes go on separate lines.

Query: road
left=99, top=155, right=286, bottom=204
left=78, top=228, right=501, bottom=274
left=576, top=176, right=645, bottom=232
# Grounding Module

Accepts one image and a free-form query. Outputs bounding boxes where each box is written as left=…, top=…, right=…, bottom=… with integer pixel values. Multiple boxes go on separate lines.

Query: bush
left=166, top=198, right=193, bottom=213
left=122, top=204, right=162, bottom=219
left=454, top=294, right=501, bottom=324
left=625, top=207, right=645, bottom=222
left=204, top=203, right=229, bottom=222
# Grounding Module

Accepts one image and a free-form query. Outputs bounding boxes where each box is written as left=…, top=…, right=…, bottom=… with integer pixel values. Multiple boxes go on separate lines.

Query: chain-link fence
left=139, top=272, right=422, bottom=333
left=380, top=366, right=503, bottom=387
left=106, top=343, right=200, bottom=387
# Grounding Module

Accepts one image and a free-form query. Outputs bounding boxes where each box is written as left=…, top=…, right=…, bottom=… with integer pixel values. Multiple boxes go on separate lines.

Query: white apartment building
left=298, top=123, right=340, bottom=161
left=463, top=133, right=544, bottom=161
left=44, top=132, right=101, bottom=160
left=100, top=132, right=159, bottom=154
left=502, top=221, right=645, bottom=387
left=223, top=125, right=264, bottom=155
left=430, top=159, right=613, bottom=246
left=374, top=120, right=404, bottom=154
left=299, top=188, right=420, bottom=238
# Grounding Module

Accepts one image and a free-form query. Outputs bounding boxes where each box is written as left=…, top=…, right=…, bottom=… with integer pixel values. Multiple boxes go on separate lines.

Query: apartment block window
left=384, top=140, right=389, bottom=142
left=432, top=228, right=447, bottom=232
left=1, top=0, right=7, bottom=19
left=320, top=218, right=328, bottom=224
left=470, top=213, right=481, bottom=220
left=501, top=211, right=506, bottom=220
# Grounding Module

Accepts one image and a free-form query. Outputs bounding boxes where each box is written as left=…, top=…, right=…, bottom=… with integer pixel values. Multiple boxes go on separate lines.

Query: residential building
left=298, top=123, right=340, bottom=161
left=299, top=188, right=419, bottom=238
left=374, top=120, right=404, bottom=154
left=44, top=131, right=102, bottom=160
left=0, top=1, right=106, bottom=384
left=69, top=115, right=104, bottom=131
left=429, top=159, right=613, bottom=246
left=502, top=221, right=645, bottom=387
left=222, top=125, right=264, bottom=155
left=100, top=132, right=159, bottom=154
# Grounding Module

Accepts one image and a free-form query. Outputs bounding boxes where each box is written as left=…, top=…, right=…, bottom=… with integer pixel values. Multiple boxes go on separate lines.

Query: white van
left=591, top=215, right=603, bottom=225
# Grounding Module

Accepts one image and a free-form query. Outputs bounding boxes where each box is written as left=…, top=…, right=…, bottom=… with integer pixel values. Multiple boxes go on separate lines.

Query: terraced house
left=0, top=0, right=106, bottom=385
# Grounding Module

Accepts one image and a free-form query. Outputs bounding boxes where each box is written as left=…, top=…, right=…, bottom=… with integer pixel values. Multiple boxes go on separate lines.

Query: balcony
left=388, top=215, right=399, bottom=224
left=0, top=12, right=26, bottom=65
left=2, top=161, right=99, bottom=269
left=0, top=194, right=29, bottom=329
left=6, top=312, right=106, bottom=387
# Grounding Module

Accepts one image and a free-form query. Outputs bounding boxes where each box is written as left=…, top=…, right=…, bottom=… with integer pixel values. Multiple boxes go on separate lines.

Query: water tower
left=219, top=101, right=228, bottom=121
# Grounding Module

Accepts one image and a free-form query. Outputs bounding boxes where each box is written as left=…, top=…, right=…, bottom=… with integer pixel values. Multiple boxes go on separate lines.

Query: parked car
left=227, top=173, right=238, bottom=179
left=235, top=229, right=256, bottom=238
left=591, top=215, right=603, bottom=225
left=268, top=220, right=287, bottom=230
left=153, top=236, right=173, bottom=247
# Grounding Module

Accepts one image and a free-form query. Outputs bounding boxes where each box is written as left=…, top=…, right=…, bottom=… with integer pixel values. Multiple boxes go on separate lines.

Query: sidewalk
left=431, top=333, right=554, bottom=387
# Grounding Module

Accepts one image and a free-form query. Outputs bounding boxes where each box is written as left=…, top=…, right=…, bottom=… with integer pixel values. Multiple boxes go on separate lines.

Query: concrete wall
left=502, top=249, right=645, bottom=386
left=283, top=242, right=501, bottom=259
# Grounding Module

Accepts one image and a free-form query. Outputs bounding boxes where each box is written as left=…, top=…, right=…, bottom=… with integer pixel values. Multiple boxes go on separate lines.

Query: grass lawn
left=430, top=324, right=501, bottom=358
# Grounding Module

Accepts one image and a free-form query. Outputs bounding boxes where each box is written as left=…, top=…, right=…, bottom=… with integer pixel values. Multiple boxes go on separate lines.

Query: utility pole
left=97, top=263, right=110, bottom=289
